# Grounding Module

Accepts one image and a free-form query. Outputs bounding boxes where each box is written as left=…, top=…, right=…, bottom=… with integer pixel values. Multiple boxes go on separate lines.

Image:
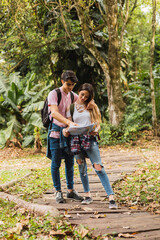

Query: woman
left=63, top=83, right=117, bottom=208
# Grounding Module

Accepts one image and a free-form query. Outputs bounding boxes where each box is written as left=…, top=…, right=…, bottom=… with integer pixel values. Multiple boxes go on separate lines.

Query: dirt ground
left=0, top=134, right=160, bottom=163
left=0, top=131, right=160, bottom=173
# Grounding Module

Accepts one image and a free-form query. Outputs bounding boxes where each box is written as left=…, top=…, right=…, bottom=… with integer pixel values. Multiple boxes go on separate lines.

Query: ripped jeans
left=75, top=138, right=114, bottom=196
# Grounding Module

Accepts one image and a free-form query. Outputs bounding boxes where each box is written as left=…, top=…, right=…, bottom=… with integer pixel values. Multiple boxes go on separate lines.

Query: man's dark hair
left=61, top=70, right=78, bottom=83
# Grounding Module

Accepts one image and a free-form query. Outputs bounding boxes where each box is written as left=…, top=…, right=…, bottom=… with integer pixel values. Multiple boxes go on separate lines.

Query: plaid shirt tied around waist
left=70, top=134, right=93, bottom=155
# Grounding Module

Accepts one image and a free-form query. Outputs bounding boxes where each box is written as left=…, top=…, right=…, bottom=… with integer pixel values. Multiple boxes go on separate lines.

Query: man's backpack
left=41, top=88, right=74, bottom=129
left=70, top=103, right=75, bottom=121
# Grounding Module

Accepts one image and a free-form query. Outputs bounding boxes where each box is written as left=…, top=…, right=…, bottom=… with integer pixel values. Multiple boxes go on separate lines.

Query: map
left=68, top=123, right=96, bottom=136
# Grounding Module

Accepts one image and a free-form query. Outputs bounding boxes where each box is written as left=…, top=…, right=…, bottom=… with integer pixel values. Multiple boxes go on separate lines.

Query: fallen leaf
left=136, top=192, right=140, bottom=197
left=123, top=226, right=130, bottom=229
left=20, top=219, right=29, bottom=225
left=118, top=233, right=135, bottom=238
left=123, top=212, right=131, bottom=215
left=94, top=211, right=99, bottom=215
left=9, top=223, right=23, bottom=234
left=77, top=226, right=89, bottom=238
left=18, top=208, right=26, bottom=214
left=90, top=214, right=106, bottom=218
left=64, top=214, right=71, bottom=218
left=146, top=196, right=153, bottom=201
left=50, top=230, right=65, bottom=236
left=82, top=207, right=93, bottom=211
left=72, top=205, right=82, bottom=210
left=129, top=205, right=138, bottom=210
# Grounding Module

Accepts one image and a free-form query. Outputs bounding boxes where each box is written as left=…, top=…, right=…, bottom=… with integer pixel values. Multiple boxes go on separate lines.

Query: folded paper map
left=68, top=123, right=96, bottom=136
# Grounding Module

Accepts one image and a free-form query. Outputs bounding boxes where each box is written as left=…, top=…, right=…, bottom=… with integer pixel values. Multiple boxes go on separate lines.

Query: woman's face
left=78, top=90, right=90, bottom=104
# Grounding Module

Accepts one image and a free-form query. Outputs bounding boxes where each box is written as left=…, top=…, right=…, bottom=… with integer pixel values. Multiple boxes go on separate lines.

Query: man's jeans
left=49, top=137, right=74, bottom=191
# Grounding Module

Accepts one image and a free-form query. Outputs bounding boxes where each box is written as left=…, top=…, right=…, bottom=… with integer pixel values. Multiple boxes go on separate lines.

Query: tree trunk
left=150, top=0, right=158, bottom=136
left=34, top=127, right=42, bottom=153
left=74, top=0, right=125, bottom=126
left=103, top=0, right=126, bottom=125
left=0, top=173, right=31, bottom=190
left=0, top=192, right=59, bottom=218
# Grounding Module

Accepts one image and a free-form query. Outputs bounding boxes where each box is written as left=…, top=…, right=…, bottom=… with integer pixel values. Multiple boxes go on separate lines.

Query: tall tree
left=150, top=0, right=157, bottom=135
left=74, top=0, right=125, bottom=126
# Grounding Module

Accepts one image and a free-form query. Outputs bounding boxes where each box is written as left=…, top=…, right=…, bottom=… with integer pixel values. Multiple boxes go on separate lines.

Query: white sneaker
left=109, top=200, right=118, bottom=209
left=81, top=197, right=93, bottom=205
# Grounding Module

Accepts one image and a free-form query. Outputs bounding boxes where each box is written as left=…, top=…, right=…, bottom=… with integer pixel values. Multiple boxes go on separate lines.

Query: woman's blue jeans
left=49, top=137, right=74, bottom=191
left=75, top=139, right=114, bottom=197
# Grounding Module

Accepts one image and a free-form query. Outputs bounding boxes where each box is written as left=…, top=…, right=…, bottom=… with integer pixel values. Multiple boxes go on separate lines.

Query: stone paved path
left=36, top=149, right=160, bottom=239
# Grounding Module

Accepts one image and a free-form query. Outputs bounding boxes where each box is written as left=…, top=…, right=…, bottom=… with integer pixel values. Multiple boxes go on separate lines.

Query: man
left=47, top=70, right=83, bottom=203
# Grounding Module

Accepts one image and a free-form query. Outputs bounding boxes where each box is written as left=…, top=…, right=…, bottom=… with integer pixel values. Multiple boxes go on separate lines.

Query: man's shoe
left=81, top=197, right=93, bottom=205
left=109, top=200, right=118, bottom=209
left=66, top=190, right=84, bottom=201
left=56, top=191, right=66, bottom=203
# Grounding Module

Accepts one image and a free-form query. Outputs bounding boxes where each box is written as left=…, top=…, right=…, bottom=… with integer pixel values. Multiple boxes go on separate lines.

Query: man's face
left=61, top=79, right=76, bottom=94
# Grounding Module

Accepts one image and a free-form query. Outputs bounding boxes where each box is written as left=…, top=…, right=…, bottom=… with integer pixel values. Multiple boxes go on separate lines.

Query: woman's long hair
left=78, top=83, right=94, bottom=104
left=78, top=83, right=101, bottom=125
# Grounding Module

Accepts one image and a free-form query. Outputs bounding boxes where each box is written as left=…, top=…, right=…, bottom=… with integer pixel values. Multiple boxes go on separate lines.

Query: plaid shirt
left=70, top=134, right=92, bottom=155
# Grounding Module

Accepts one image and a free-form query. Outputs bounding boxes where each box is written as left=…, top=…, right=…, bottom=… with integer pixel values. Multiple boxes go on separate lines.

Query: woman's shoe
left=109, top=200, right=118, bottom=209
left=81, top=197, right=93, bottom=205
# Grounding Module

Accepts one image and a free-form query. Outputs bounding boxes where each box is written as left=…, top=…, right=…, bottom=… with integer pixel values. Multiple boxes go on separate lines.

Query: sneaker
left=81, top=197, right=93, bottom=205
left=66, top=190, right=84, bottom=201
left=56, top=191, right=66, bottom=203
left=109, top=200, right=118, bottom=209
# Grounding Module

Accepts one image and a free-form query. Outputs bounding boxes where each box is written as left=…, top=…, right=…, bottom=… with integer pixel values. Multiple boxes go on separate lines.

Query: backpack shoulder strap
left=70, top=91, right=74, bottom=103
left=55, top=88, right=73, bottom=106
left=70, top=103, right=75, bottom=121
left=55, top=88, right=61, bottom=106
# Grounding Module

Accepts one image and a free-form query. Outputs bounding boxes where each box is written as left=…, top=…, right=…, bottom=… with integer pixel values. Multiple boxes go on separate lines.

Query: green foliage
left=99, top=80, right=152, bottom=146
left=0, top=0, right=159, bottom=146
left=0, top=71, right=51, bottom=148
left=99, top=120, right=151, bottom=146
left=154, top=62, right=160, bottom=119
left=99, top=68, right=155, bottom=146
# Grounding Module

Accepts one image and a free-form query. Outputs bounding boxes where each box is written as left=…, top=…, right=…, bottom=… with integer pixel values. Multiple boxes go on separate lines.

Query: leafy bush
left=99, top=110, right=152, bottom=146
left=0, top=72, right=51, bottom=148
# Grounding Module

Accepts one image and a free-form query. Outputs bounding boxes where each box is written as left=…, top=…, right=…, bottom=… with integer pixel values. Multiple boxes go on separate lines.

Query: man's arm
left=50, top=105, right=77, bottom=126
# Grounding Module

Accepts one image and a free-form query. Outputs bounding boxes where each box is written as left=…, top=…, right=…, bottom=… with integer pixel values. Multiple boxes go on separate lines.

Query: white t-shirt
left=67, top=104, right=91, bottom=126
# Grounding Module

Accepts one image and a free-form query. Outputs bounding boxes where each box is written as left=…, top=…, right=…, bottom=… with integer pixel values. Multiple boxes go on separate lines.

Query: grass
left=1, top=161, right=80, bottom=202
left=6, top=168, right=53, bottom=201
left=0, top=169, right=31, bottom=184
left=0, top=199, right=93, bottom=239
left=114, top=160, right=160, bottom=213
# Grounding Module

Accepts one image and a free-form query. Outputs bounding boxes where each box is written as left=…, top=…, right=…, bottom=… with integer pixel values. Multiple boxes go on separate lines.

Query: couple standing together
left=47, top=70, right=117, bottom=209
